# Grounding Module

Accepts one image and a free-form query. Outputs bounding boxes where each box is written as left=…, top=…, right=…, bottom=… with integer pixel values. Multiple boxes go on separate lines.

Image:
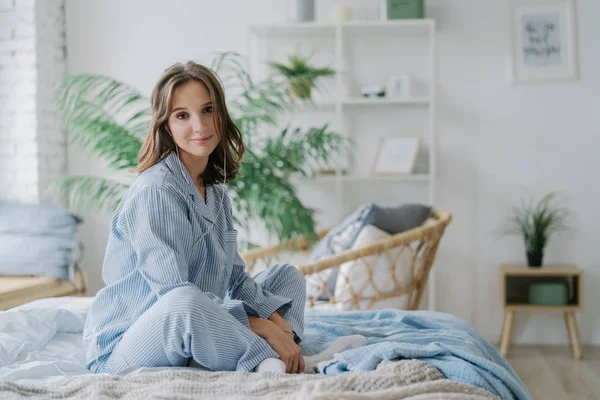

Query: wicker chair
left=241, top=209, right=452, bottom=311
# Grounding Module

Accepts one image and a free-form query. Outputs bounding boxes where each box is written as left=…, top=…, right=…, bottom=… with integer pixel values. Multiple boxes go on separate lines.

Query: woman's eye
left=203, top=106, right=213, bottom=113
left=176, top=112, right=188, bottom=119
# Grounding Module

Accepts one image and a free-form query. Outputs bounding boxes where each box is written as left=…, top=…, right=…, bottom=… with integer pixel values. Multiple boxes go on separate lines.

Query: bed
left=0, top=296, right=532, bottom=400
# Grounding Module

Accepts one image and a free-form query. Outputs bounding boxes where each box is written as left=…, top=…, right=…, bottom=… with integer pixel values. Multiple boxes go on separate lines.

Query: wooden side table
left=499, top=265, right=583, bottom=359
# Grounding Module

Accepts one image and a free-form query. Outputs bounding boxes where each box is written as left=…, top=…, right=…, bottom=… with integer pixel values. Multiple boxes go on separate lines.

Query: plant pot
left=527, top=251, right=543, bottom=268
left=289, top=78, right=312, bottom=99
left=287, top=0, right=315, bottom=22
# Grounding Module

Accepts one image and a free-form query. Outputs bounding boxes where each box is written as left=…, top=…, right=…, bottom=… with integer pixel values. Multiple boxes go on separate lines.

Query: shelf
left=249, top=22, right=336, bottom=37
left=342, top=97, right=430, bottom=106
left=310, top=174, right=430, bottom=183
left=249, top=19, right=434, bottom=37
left=504, top=304, right=579, bottom=312
left=297, top=100, right=335, bottom=110
left=248, top=17, right=438, bottom=310
left=291, top=97, right=430, bottom=110
left=341, top=19, right=434, bottom=35
left=501, top=265, right=581, bottom=276
left=502, top=266, right=582, bottom=313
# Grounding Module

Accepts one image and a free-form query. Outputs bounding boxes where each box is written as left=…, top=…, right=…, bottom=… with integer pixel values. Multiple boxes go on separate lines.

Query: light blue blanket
left=299, top=308, right=532, bottom=400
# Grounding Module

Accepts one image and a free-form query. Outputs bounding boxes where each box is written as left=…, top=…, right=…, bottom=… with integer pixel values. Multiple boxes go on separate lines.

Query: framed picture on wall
left=506, top=0, right=578, bottom=84
left=371, top=137, right=420, bottom=175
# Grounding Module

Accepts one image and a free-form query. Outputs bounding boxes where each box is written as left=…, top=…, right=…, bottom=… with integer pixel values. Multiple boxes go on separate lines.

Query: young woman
left=82, top=61, right=364, bottom=376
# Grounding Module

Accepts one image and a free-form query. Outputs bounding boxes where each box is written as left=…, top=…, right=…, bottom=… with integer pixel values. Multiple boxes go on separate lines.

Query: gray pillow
left=371, top=203, right=432, bottom=235
left=307, top=203, right=431, bottom=301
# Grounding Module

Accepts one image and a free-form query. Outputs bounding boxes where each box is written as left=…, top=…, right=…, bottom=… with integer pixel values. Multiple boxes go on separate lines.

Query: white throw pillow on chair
left=333, top=224, right=413, bottom=311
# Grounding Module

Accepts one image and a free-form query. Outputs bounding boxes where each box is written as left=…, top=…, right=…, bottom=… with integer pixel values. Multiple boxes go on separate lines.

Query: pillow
left=371, top=203, right=431, bottom=235
left=306, top=203, right=431, bottom=301
left=0, top=234, right=78, bottom=280
left=333, top=224, right=412, bottom=311
left=309, top=203, right=375, bottom=262
left=0, top=203, right=82, bottom=280
left=305, top=203, right=374, bottom=301
left=0, top=202, right=82, bottom=235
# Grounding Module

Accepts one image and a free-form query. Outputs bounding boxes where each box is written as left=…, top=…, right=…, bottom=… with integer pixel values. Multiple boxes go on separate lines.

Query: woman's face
left=167, top=80, right=219, bottom=159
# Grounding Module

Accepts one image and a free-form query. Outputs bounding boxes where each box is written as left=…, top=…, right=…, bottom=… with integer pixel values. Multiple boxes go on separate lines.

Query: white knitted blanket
left=0, top=360, right=498, bottom=400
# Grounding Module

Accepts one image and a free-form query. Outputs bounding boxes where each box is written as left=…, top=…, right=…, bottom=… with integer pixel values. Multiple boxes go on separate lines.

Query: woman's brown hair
left=136, top=61, right=245, bottom=186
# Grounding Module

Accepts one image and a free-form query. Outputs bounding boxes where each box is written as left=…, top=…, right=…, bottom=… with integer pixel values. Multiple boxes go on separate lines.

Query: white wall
left=0, top=0, right=67, bottom=204
left=64, top=0, right=600, bottom=345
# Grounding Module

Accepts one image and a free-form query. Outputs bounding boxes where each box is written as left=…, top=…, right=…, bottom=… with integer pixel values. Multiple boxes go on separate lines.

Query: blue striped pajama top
left=82, top=151, right=293, bottom=370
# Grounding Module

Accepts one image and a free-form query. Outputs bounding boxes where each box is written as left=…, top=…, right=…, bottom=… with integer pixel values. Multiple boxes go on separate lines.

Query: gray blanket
left=0, top=360, right=498, bottom=400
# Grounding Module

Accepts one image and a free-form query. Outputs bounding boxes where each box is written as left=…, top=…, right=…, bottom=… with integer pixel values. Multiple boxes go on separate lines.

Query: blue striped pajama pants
left=101, top=264, right=305, bottom=373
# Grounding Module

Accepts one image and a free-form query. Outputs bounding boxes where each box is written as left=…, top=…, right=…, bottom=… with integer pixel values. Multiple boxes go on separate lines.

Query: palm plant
left=48, top=52, right=349, bottom=247
left=499, top=190, right=572, bottom=267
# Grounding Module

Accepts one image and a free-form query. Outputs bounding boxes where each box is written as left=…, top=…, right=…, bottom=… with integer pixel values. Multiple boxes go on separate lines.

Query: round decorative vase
left=288, top=0, right=315, bottom=23
left=527, top=251, right=543, bottom=268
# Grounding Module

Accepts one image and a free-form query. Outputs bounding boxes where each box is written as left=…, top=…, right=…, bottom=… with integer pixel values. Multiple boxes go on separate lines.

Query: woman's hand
left=268, top=312, right=294, bottom=340
left=248, top=316, right=304, bottom=374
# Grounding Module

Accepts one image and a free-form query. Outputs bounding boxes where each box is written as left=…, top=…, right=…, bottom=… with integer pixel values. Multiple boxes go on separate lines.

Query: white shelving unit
left=247, top=19, right=438, bottom=311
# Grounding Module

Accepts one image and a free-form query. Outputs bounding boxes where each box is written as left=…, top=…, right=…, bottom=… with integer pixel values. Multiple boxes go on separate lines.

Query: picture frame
left=372, top=137, right=420, bottom=175
left=386, top=75, right=411, bottom=98
left=506, top=0, right=578, bottom=84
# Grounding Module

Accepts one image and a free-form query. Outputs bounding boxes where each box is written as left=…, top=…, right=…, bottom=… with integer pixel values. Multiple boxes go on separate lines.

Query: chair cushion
left=333, top=224, right=412, bottom=311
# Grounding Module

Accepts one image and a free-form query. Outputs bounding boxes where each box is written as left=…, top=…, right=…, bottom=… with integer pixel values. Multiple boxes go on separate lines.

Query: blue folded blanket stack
left=0, top=203, right=82, bottom=281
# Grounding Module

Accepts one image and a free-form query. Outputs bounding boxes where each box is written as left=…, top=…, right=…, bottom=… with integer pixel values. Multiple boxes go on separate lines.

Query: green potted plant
left=500, top=190, right=572, bottom=267
left=268, top=54, right=335, bottom=100
left=48, top=52, right=348, bottom=248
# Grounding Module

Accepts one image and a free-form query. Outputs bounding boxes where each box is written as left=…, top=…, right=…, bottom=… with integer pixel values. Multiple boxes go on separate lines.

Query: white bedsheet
left=0, top=296, right=189, bottom=385
left=0, top=297, right=92, bottom=384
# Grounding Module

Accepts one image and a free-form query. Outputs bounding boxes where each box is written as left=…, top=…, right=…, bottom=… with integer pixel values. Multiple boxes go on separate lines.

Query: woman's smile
left=190, top=135, right=213, bottom=145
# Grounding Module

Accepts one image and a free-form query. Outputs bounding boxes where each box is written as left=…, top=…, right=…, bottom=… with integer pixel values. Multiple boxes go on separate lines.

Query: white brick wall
left=0, top=0, right=67, bottom=204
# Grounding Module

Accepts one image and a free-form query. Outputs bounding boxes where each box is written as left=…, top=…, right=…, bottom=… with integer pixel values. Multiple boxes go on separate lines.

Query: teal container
left=528, top=282, right=568, bottom=306
left=381, top=0, right=425, bottom=20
